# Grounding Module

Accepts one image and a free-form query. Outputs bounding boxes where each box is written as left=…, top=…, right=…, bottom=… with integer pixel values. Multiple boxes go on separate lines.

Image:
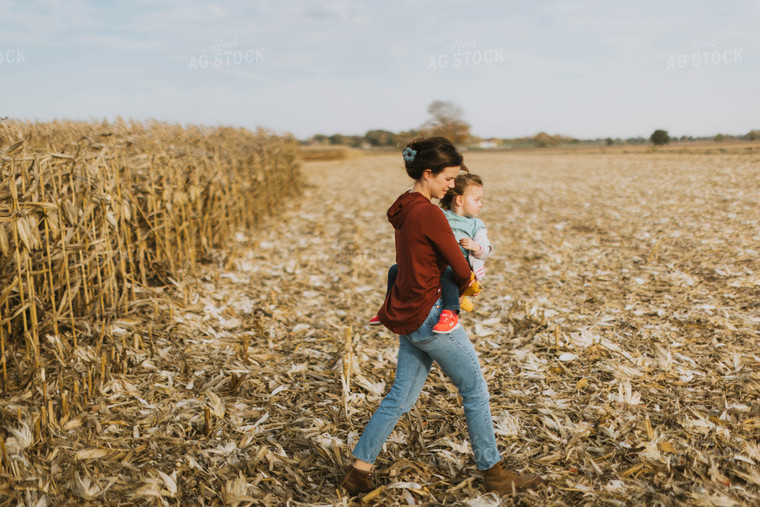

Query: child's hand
left=460, top=238, right=482, bottom=253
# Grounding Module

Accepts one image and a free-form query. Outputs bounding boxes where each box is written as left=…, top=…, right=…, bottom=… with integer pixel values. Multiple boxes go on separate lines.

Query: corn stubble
left=2, top=130, right=760, bottom=505
left=0, top=118, right=300, bottom=501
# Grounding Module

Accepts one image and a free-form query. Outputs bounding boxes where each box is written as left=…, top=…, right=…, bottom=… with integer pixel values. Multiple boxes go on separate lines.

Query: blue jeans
left=352, top=299, right=501, bottom=470
left=386, top=264, right=460, bottom=313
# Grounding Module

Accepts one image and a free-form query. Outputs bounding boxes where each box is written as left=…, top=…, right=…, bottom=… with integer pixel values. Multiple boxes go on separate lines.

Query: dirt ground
left=4, top=150, right=760, bottom=506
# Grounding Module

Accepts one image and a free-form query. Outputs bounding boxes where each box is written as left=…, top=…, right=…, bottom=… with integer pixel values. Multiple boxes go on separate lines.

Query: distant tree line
left=302, top=101, right=759, bottom=149
left=648, top=129, right=760, bottom=146
left=714, top=130, right=760, bottom=142
left=308, top=130, right=397, bottom=148
left=305, top=100, right=473, bottom=148
left=304, top=129, right=760, bottom=149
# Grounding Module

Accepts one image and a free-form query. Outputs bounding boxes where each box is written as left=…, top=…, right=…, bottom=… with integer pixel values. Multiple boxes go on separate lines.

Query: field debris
left=1, top=146, right=759, bottom=505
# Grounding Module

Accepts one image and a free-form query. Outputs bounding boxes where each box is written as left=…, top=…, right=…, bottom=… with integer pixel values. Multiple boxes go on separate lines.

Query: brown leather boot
left=340, top=465, right=374, bottom=495
left=482, top=460, right=543, bottom=494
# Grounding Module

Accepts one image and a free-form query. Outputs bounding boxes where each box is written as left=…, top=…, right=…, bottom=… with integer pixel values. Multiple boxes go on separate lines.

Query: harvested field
left=297, top=146, right=363, bottom=162
left=2, top=150, right=760, bottom=505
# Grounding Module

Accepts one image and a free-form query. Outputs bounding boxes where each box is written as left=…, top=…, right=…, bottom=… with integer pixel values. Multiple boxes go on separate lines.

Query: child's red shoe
left=432, top=310, right=461, bottom=334
left=368, top=315, right=381, bottom=326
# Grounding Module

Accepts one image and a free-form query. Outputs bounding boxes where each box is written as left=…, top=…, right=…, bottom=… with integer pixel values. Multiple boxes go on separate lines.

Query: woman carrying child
left=340, top=137, right=542, bottom=496
left=370, top=172, right=492, bottom=333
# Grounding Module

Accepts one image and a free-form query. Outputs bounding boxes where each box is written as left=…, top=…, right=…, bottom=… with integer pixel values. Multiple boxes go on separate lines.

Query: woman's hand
left=463, top=272, right=481, bottom=297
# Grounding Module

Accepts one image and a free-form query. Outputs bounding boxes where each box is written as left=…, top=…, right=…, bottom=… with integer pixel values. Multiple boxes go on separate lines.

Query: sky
left=1, top=0, right=758, bottom=140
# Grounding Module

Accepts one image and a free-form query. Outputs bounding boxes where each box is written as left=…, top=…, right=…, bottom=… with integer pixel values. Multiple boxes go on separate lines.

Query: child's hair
left=402, top=136, right=469, bottom=179
left=440, top=173, right=483, bottom=210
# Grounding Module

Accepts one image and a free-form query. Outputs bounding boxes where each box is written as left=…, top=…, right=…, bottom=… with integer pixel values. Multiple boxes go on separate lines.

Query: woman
left=340, top=137, right=543, bottom=496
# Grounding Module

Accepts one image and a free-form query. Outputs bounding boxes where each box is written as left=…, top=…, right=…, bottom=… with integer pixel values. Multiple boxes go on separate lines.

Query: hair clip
left=402, top=147, right=417, bottom=162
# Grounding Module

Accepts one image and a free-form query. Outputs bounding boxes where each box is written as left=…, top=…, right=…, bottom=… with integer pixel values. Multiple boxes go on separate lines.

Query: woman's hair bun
left=402, top=136, right=466, bottom=179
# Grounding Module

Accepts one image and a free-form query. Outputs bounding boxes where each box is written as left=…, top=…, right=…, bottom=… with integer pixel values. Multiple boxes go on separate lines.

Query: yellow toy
left=460, top=272, right=481, bottom=312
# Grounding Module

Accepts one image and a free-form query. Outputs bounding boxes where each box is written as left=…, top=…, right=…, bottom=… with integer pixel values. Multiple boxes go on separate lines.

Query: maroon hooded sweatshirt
left=378, top=191, right=472, bottom=335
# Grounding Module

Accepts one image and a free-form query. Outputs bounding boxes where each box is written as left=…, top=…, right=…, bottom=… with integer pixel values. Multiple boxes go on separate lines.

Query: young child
left=370, top=173, right=491, bottom=334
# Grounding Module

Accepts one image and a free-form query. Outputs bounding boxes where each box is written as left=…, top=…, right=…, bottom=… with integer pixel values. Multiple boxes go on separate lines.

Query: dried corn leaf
left=1, top=144, right=759, bottom=506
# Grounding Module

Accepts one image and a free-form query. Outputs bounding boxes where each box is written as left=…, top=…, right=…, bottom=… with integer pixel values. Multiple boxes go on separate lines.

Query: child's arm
left=466, top=229, right=492, bottom=260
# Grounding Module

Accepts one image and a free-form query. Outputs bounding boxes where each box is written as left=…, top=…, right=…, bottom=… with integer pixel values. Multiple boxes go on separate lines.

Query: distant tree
left=364, top=129, right=396, bottom=147
left=534, top=132, right=557, bottom=148
left=747, top=130, right=760, bottom=141
left=311, top=134, right=329, bottom=145
left=394, top=129, right=423, bottom=147
left=605, top=138, right=614, bottom=146
left=714, top=133, right=726, bottom=142
left=422, top=100, right=471, bottom=145
left=328, top=134, right=346, bottom=145
left=650, top=129, right=670, bottom=146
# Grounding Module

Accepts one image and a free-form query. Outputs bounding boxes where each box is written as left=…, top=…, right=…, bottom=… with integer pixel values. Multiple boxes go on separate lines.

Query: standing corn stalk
left=0, top=119, right=301, bottom=396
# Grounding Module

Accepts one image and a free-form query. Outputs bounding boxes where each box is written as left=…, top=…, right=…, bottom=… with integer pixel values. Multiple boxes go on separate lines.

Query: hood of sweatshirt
left=387, top=191, right=430, bottom=230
